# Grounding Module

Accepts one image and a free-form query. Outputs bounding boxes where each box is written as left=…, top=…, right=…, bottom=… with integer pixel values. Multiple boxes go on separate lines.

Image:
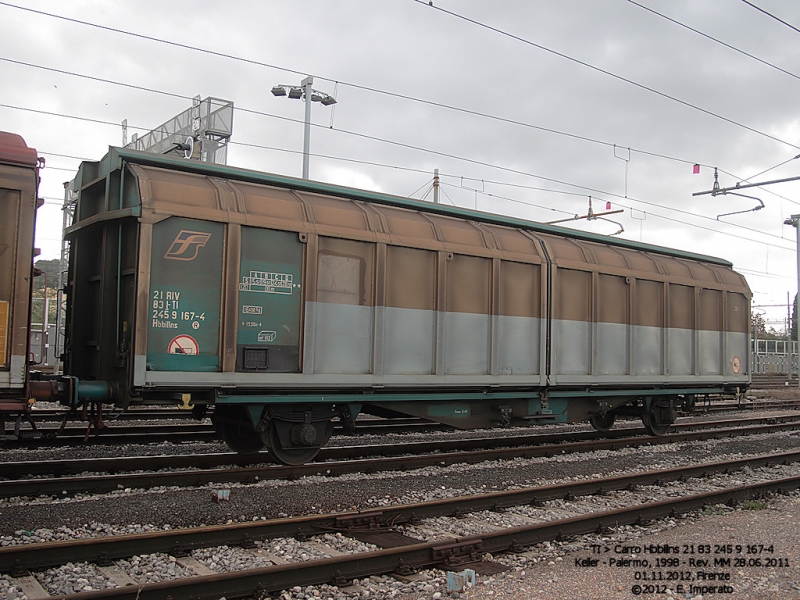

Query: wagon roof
left=0, top=132, right=38, bottom=168
left=87, top=146, right=734, bottom=268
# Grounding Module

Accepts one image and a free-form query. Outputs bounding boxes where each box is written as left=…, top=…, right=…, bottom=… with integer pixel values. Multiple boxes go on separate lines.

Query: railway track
left=691, top=398, right=800, bottom=412
left=3, top=415, right=799, bottom=500
left=750, top=375, right=800, bottom=389
left=1, top=416, right=448, bottom=447
left=5, top=397, right=799, bottom=448
left=16, top=409, right=436, bottom=429
left=2, top=451, right=799, bottom=599
left=22, top=408, right=208, bottom=422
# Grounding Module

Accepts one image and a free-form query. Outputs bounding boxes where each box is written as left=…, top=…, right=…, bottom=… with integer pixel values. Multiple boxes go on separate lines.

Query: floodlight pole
left=272, top=77, right=337, bottom=180
left=301, top=76, right=313, bottom=180
left=785, top=214, right=800, bottom=386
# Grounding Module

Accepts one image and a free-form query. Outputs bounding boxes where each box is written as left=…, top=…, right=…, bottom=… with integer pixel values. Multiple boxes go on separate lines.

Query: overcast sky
left=2, top=0, right=800, bottom=330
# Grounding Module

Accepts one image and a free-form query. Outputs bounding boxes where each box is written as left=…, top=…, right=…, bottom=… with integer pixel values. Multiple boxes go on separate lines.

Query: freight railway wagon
left=0, top=133, right=41, bottom=420
left=7, top=137, right=751, bottom=463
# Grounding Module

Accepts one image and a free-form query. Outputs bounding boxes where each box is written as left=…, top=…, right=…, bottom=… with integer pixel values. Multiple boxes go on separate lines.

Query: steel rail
left=1, top=419, right=799, bottom=500
left=25, top=408, right=205, bottom=421
left=4, top=463, right=800, bottom=598
left=2, top=418, right=446, bottom=447
left=693, top=399, right=800, bottom=410
left=21, top=411, right=430, bottom=429
left=6, top=402, right=797, bottom=447
left=3, top=449, right=799, bottom=573
left=4, top=414, right=798, bottom=480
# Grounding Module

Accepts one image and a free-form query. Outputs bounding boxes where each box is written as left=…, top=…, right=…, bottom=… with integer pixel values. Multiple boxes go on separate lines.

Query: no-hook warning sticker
left=168, top=334, right=199, bottom=355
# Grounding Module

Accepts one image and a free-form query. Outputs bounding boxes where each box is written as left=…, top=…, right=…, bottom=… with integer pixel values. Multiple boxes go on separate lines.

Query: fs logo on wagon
left=164, top=230, right=211, bottom=261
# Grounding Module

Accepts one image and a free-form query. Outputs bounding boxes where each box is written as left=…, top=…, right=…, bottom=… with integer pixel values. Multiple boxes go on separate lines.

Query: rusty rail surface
left=2, top=453, right=799, bottom=598
left=2, top=416, right=800, bottom=499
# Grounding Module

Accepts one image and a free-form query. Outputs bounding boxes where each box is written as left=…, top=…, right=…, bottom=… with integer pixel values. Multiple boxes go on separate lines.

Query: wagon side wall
left=64, top=154, right=751, bottom=400
left=541, top=234, right=750, bottom=386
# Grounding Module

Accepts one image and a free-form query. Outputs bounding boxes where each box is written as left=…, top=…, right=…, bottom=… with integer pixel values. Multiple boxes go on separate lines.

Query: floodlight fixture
left=271, top=86, right=287, bottom=97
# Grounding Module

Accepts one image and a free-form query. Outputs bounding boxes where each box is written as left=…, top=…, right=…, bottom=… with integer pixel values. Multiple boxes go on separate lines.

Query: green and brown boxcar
left=0, top=133, right=40, bottom=414
left=60, top=146, right=750, bottom=463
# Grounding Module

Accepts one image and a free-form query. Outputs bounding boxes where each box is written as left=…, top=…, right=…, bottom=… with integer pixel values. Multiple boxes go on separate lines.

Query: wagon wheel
left=641, top=397, right=675, bottom=436
left=266, top=419, right=333, bottom=466
left=589, top=412, right=616, bottom=432
left=215, top=406, right=265, bottom=454
left=641, top=411, right=670, bottom=436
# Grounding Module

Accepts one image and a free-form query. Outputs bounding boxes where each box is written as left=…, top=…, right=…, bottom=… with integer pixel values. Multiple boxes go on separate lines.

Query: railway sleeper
left=10, top=571, right=50, bottom=600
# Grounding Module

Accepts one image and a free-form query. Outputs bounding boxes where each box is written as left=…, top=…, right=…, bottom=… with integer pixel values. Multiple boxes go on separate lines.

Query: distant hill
left=33, top=259, right=61, bottom=291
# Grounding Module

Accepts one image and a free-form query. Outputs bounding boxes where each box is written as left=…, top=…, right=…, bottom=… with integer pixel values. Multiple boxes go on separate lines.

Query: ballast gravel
left=36, top=562, right=115, bottom=595
left=192, top=545, right=275, bottom=572
left=458, top=493, right=800, bottom=600
left=114, top=553, right=195, bottom=584
left=1, top=407, right=799, bottom=599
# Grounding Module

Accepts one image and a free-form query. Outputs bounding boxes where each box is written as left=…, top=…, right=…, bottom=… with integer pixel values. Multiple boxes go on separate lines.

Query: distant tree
left=32, top=259, right=61, bottom=291
left=767, top=326, right=786, bottom=339
left=752, top=312, right=767, bottom=338
left=31, top=259, right=60, bottom=324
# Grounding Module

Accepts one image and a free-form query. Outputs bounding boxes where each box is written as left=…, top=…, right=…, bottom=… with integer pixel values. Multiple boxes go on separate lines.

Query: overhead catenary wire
left=741, top=0, right=800, bottom=35
left=2, top=100, right=794, bottom=253
left=0, top=100, right=650, bottom=200
left=627, top=0, right=800, bottom=82
left=7, top=49, right=800, bottom=213
left=2, top=22, right=796, bottom=245
left=34, top=165, right=78, bottom=173
left=39, top=150, right=95, bottom=162
left=218, top=109, right=800, bottom=216
left=439, top=182, right=576, bottom=217
left=443, top=173, right=783, bottom=244
left=0, top=55, right=704, bottom=171
left=0, top=102, right=142, bottom=129
left=2, top=2, right=796, bottom=162
left=4, top=53, right=800, bottom=208
left=8, top=92, right=800, bottom=242
left=739, top=154, right=800, bottom=183
left=3, top=2, right=798, bottom=204
left=0, top=57, right=193, bottom=103
left=413, top=1, right=800, bottom=152
left=440, top=182, right=793, bottom=252
left=714, top=167, right=797, bottom=207
left=459, top=164, right=799, bottom=209
left=456, top=176, right=798, bottom=246
left=232, top=139, right=436, bottom=178
left=736, top=269, right=798, bottom=284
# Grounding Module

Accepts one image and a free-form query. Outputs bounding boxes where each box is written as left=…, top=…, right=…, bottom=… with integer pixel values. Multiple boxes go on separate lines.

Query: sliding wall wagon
left=59, top=147, right=750, bottom=463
